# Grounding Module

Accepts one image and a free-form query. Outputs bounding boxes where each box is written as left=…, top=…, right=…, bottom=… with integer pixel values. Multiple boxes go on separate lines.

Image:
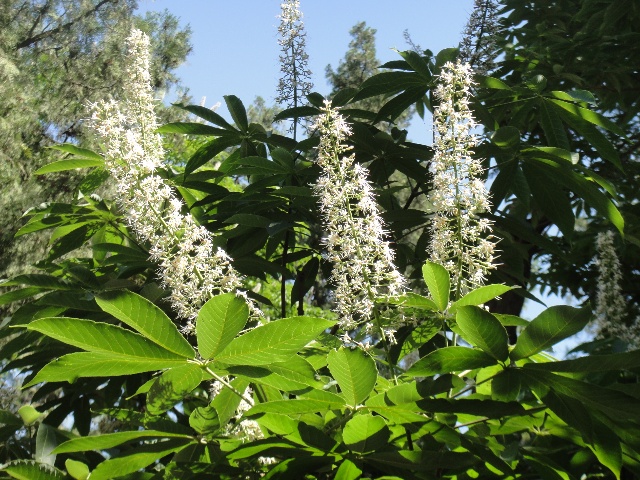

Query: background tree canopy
left=0, top=0, right=639, bottom=478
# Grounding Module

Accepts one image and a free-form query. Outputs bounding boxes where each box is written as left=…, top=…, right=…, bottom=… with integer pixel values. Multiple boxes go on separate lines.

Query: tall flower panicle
left=276, top=0, right=312, bottom=135
left=594, top=231, right=639, bottom=348
left=429, top=60, right=497, bottom=297
left=459, top=0, right=499, bottom=75
left=313, top=101, right=405, bottom=333
left=90, top=29, right=245, bottom=329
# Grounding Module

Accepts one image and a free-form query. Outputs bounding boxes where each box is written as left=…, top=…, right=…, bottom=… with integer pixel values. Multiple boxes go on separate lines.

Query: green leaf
left=53, top=430, right=192, bottom=454
left=393, top=292, right=438, bottom=310
left=0, top=409, right=22, bottom=426
left=491, top=126, right=520, bottom=149
left=523, top=162, right=575, bottom=239
left=549, top=98, right=625, bottom=136
left=48, top=144, right=103, bottom=161
left=539, top=99, right=569, bottom=149
left=422, top=262, right=450, bottom=310
left=327, top=347, right=377, bottom=407
left=189, top=405, right=220, bottom=436
left=0, top=461, right=65, bottom=480
left=197, top=293, right=249, bottom=359
left=224, top=95, right=249, bottom=131
left=88, top=438, right=192, bottom=480
left=35, top=424, right=57, bottom=466
left=455, top=306, right=509, bottom=362
left=147, top=364, right=204, bottom=416
left=492, top=369, right=522, bottom=402
left=449, top=285, right=515, bottom=313
left=34, top=159, right=103, bottom=175
left=343, top=414, right=390, bottom=453
left=156, top=122, right=227, bottom=136
left=529, top=158, right=624, bottom=235
left=590, top=416, right=622, bottom=479
left=96, top=290, right=195, bottom=358
left=0, top=287, right=47, bottom=306
left=406, top=347, right=497, bottom=377
left=65, top=459, right=89, bottom=480
left=335, top=459, right=363, bottom=480
left=174, top=104, right=236, bottom=130
left=211, top=377, right=250, bottom=425
left=184, top=135, right=240, bottom=177
left=27, top=317, right=185, bottom=360
left=25, top=352, right=186, bottom=386
left=18, top=405, right=41, bottom=425
left=525, top=349, right=640, bottom=373
left=247, top=398, right=345, bottom=416
left=215, top=316, right=334, bottom=366
left=511, top=305, right=591, bottom=361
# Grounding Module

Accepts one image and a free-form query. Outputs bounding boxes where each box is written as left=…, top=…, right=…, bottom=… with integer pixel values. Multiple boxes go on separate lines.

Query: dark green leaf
left=491, top=126, right=520, bottom=149
left=406, top=347, right=497, bottom=377
left=156, top=122, right=228, bottom=136
left=224, top=95, right=249, bottom=131
left=174, top=103, right=236, bottom=130
left=511, top=305, right=591, bottom=361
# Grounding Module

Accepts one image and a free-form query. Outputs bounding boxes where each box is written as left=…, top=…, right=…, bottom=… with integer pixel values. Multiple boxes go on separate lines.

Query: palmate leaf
left=196, top=293, right=248, bottom=359
left=327, top=347, right=377, bottom=407
left=25, top=352, right=187, bottom=386
left=96, top=290, right=195, bottom=358
left=214, top=316, right=334, bottom=366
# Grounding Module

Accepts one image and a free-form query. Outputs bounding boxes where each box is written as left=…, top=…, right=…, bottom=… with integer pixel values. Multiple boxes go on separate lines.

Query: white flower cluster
left=276, top=0, right=313, bottom=120
left=89, top=30, right=243, bottom=329
left=313, top=101, right=405, bottom=331
left=429, top=60, right=497, bottom=296
left=594, top=231, right=639, bottom=349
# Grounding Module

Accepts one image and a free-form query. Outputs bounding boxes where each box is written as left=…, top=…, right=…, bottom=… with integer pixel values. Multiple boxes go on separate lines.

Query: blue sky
left=137, top=1, right=475, bottom=143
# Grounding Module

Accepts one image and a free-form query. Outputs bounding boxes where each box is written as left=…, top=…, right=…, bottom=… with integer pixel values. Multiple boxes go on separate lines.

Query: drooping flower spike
left=90, top=29, right=248, bottom=330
